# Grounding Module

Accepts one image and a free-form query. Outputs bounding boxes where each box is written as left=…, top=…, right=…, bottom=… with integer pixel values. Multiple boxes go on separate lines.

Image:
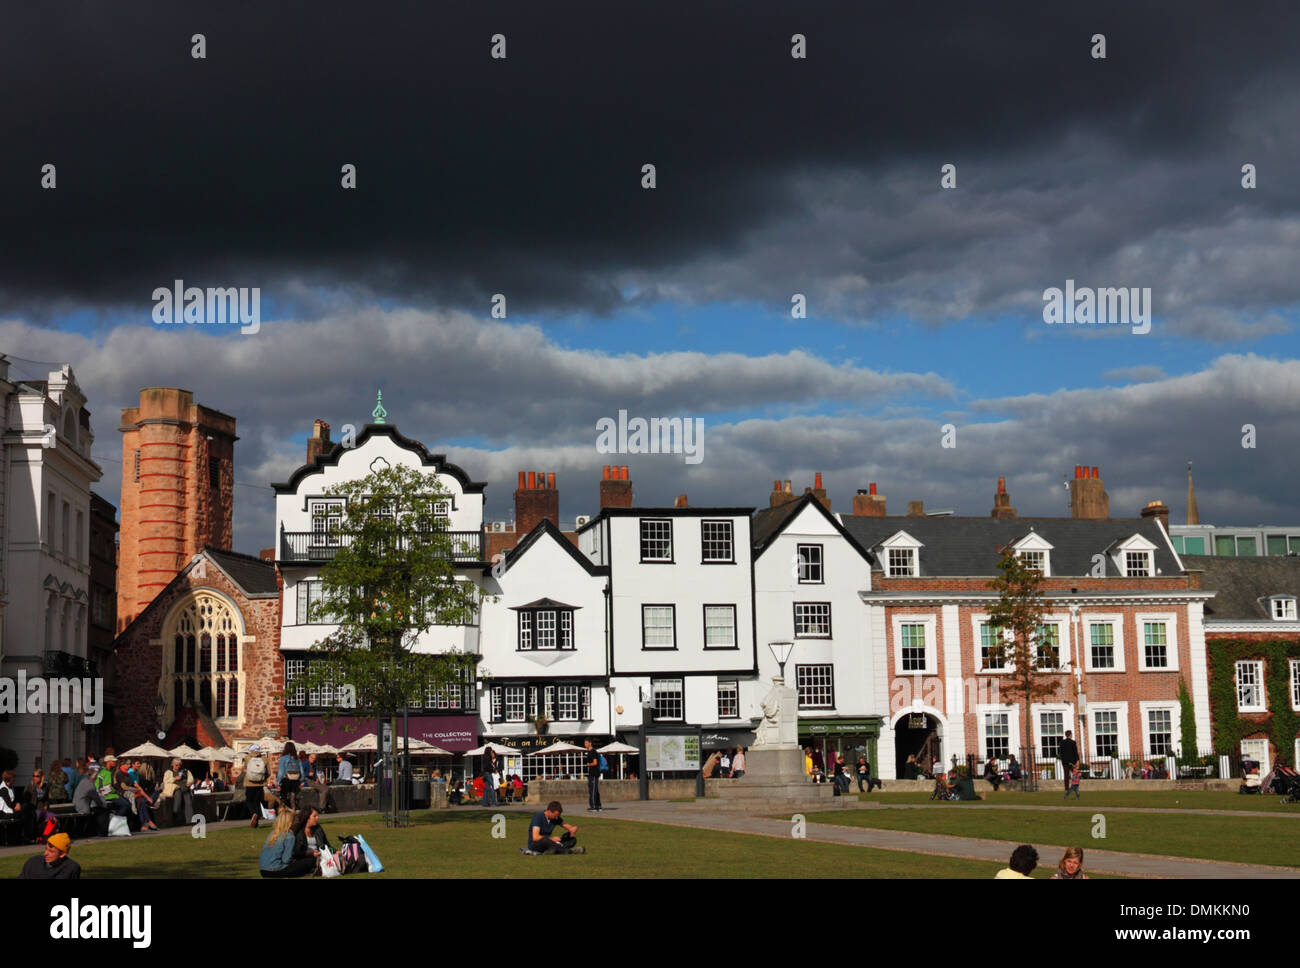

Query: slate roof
left=1183, top=555, right=1300, bottom=620
left=205, top=547, right=280, bottom=596
left=752, top=500, right=805, bottom=550
left=838, top=515, right=1182, bottom=578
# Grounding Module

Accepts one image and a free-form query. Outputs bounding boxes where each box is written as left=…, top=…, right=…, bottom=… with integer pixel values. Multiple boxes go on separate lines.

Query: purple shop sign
left=291, top=714, right=481, bottom=752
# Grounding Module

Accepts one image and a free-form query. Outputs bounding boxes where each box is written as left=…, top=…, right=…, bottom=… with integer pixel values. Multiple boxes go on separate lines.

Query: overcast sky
left=4, top=1, right=1299, bottom=552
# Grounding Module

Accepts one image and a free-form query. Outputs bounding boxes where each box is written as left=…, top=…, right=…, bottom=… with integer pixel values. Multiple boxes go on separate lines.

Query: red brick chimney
left=306, top=419, right=332, bottom=464
left=515, top=469, right=559, bottom=535
left=991, top=476, right=1017, bottom=520
left=907, top=500, right=925, bottom=517
left=770, top=478, right=798, bottom=508
left=853, top=482, right=887, bottom=517
left=1141, top=499, right=1170, bottom=533
left=600, top=464, right=633, bottom=509
left=802, top=472, right=830, bottom=510
left=674, top=494, right=689, bottom=508
left=1069, top=464, right=1109, bottom=519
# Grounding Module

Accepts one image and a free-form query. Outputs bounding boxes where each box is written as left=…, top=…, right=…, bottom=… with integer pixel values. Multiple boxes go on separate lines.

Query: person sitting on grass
left=930, top=769, right=955, bottom=801
left=995, top=844, right=1039, bottom=879
left=18, top=832, right=81, bottom=879
left=1051, top=846, right=1088, bottom=879
left=523, top=800, right=585, bottom=855
left=259, top=808, right=316, bottom=878
left=292, top=804, right=331, bottom=873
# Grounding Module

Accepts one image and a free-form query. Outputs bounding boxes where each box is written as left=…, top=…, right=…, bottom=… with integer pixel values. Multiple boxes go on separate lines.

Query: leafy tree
left=292, top=463, right=480, bottom=823
left=986, top=545, right=1056, bottom=766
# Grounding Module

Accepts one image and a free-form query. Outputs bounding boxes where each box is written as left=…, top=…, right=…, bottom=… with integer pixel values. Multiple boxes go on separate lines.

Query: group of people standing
left=703, top=746, right=746, bottom=780
left=803, top=749, right=882, bottom=794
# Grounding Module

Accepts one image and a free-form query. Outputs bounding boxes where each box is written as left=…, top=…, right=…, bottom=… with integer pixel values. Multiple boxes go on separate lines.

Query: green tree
left=986, top=545, right=1056, bottom=768
left=292, top=463, right=480, bottom=825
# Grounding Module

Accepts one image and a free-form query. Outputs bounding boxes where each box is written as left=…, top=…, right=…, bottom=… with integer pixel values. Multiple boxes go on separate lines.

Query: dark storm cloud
left=5, top=1, right=1300, bottom=334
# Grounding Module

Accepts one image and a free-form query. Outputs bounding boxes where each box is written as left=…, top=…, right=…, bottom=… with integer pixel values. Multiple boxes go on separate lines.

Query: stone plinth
left=743, top=746, right=807, bottom=780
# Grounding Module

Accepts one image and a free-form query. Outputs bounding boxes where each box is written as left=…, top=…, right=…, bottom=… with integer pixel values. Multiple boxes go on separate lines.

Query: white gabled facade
left=272, top=423, right=490, bottom=736
left=579, top=508, right=757, bottom=736
left=476, top=521, right=611, bottom=772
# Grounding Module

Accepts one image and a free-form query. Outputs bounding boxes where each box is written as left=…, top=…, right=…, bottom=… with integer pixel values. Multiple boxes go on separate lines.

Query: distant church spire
left=372, top=390, right=388, bottom=425
left=1186, top=460, right=1200, bottom=525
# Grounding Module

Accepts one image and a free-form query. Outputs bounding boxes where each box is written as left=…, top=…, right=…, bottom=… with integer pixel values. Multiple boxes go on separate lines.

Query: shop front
left=799, top=717, right=883, bottom=782
left=493, top=733, right=614, bottom=781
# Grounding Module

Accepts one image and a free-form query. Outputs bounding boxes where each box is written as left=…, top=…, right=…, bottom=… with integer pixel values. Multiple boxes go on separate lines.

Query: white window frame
left=972, top=613, right=1013, bottom=673
left=1034, top=616, right=1069, bottom=671
left=1032, top=703, right=1073, bottom=763
left=700, top=520, right=734, bottom=563
left=504, top=685, right=527, bottom=723
left=1273, top=597, right=1298, bottom=621
left=1084, top=615, right=1126, bottom=672
left=640, top=519, right=673, bottom=562
left=704, top=605, right=737, bottom=649
left=1240, top=738, right=1270, bottom=778
left=793, top=602, right=832, bottom=638
left=1012, top=532, right=1054, bottom=577
left=1136, top=612, right=1179, bottom=672
left=309, top=500, right=344, bottom=547
left=1236, top=660, right=1265, bottom=713
left=1087, top=702, right=1129, bottom=760
left=795, top=664, right=834, bottom=709
left=651, top=678, right=684, bottom=722
left=1139, top=701, right=1179, bottom=758
left=887, top=547, right=917, bottom=577
left=1124, top=550, right=1153, bottom=577
left=796, top=543, right=824, bottom=584
left=717, top=680, right=740, bottom=719
left=557, top=685, right=580, bottom=721
left=892, top=614, right=937, bottom=675
left=641, top=605, right=676, bottom=650
left=976, top=703, right=1020, bottom=762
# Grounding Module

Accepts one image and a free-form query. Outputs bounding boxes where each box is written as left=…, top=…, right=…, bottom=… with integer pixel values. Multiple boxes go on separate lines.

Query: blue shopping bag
left=354, top=833, right=384, bottom=873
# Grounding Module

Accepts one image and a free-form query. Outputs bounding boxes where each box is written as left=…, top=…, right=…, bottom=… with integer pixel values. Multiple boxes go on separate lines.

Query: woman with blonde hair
left=259, top=808, right=315, bottom=877
left=1051, top=846, right=1088, bottom=879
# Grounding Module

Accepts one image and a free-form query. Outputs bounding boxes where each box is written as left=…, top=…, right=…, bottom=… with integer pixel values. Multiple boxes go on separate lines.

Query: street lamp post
left=153, top=694, right=167, bottom=740
left=768, top=641, right=794, bottom=683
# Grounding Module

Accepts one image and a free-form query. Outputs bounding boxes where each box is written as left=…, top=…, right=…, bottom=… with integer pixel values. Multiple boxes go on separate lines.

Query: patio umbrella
left=339, top=733, right=379, bottom=753
left=168, top=744, right=203, bottom=760
left=201, top=747, right=237, bottom=762
left=526, top=742, right=585, bottom=756
left=599, top=740, right=640, bottom=778
left=464, top=742, right=518, bottom=756
left=407, top=740, right=453, bottom=756
left=120, top=741, right=171, bottom=758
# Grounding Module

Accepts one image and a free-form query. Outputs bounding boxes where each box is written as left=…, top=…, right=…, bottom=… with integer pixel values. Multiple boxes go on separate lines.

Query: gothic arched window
left=163, top=592, right=244, bottom=725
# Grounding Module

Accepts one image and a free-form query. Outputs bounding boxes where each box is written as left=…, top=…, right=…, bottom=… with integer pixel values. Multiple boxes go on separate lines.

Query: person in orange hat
left=18, top=832, right=81, bottom=879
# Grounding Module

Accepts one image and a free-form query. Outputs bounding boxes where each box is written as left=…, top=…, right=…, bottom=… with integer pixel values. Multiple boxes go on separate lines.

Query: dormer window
left=1125, top=551, right=1152, bottom=577
left=1272, top=597, right=1298, bottom=621
left=1011, top=532, right=1053, bottom=577
left=1112, top=534, right=1158, bottom=578
left=888, top=548, right=916, bottom=577
left=879, top=531, right=923, bottom=577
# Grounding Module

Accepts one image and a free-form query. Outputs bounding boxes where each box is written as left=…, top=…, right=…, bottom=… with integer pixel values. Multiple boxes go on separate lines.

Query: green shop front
left=799, top=717, right=883, bottom=780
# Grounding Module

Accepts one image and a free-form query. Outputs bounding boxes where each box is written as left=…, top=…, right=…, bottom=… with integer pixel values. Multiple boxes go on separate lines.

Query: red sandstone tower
left=116, top=388, right=237, bottom=632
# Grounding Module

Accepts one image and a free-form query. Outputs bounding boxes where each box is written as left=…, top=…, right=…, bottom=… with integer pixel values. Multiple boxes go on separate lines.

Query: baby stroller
left=1238, top=758, right=1262, bottom=794
left=1269, top=766, right=1300, bottom=804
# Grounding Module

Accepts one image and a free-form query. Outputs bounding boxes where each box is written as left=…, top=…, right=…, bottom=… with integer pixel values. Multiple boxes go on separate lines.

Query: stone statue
left=753, top=680, right=799, bottom=749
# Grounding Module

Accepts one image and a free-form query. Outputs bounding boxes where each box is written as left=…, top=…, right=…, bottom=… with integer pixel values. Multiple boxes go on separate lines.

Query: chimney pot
left=997, top=476, right=1006, bottom=494
left=674, top=494, right=688, bottom=508
left=815, top=472, right=823, bottom=489
left=784, top=480, right=792, bottom=494
left=547, top=472, right=556, bottom=490
left=621, top=465, right=629, bottom=481
left=528, top=471, right=536, bottom=489
left=1075, top=465, right=1082, bottom=479
left=603, top=465, right=611, bottom=481
left=1092, top=466, right=1100, bottom=479
left=869, top=482, right=877, bottom=495
left=518, top=471, right=527, bottom=488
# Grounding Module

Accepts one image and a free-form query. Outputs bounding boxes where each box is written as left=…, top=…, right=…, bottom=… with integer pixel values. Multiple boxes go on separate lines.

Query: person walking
left=277, top=742, right=302, bottom=809
left=1067, top=762, right=1082, bottom=800
left=584, top=739, right=603, bottom=811
left=1058, top=731, right=1080, bottom=796
left=244, top=746, right=269, bottom=828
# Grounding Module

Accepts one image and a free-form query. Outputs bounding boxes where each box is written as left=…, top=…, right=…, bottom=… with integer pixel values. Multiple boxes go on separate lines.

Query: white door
left=1241, top=738, right=1270, bottom=776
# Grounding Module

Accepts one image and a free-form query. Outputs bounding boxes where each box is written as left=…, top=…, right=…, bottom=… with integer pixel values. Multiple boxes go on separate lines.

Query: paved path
left=585, top=800, right=1300, bottom=879
left=877, top=802, right=1299, bottom=820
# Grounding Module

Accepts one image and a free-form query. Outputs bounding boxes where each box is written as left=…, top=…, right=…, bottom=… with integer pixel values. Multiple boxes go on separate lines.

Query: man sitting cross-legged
left=523, top=800, right=585, bottom=855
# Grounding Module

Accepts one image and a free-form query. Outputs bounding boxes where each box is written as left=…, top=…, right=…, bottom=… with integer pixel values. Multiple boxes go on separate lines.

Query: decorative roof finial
left=372, top=390, right=388, bottom=425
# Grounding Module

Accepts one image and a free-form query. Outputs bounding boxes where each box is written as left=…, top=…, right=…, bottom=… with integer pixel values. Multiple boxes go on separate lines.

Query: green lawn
left=0, top=811, right=1021, bottom=879
left=810, top=806, right=1300, bottom=868
left=860, top=790, right=1300, bottom=813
